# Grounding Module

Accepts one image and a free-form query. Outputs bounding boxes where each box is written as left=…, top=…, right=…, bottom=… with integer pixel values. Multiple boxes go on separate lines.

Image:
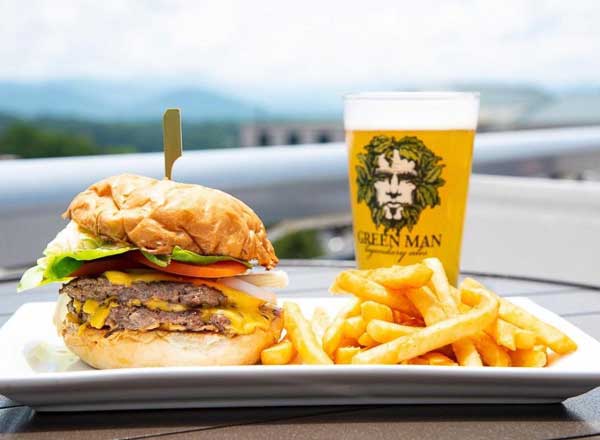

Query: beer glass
left=344, top=92, right=480, bottom=284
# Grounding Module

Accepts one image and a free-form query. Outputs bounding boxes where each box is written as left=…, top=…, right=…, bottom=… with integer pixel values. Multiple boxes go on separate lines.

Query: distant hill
left=130, top=88, right=260, bottom=121
left=17, top=117, right=240, bottom=152
left=0, top=81, right=262, bottom=122
left=0, top=113, right=19, bottom=131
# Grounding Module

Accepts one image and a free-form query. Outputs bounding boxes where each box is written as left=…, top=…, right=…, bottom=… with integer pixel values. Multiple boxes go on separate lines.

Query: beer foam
left=344, top=92, right=479, bottom=130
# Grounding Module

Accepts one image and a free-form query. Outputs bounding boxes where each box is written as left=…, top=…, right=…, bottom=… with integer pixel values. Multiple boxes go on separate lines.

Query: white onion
left=218, top=277, right=278, bottom=303
left=234, top=270, right=289, bottom=288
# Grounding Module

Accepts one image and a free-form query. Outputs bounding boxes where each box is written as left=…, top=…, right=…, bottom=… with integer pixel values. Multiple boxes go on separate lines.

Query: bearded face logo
left=356, top=136, right=445, bottom=233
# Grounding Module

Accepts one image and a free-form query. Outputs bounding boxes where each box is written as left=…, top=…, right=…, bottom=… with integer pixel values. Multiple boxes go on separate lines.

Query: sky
left=1, top=0, right=599, bottom=100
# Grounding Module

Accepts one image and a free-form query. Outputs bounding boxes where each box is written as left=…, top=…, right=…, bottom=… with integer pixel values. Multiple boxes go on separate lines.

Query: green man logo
left=355, top=135, right=445, bottom=233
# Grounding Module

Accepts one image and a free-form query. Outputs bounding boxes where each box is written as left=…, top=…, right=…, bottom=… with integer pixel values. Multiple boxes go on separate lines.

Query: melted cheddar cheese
left=104, top=270, right=181, bottom=286
left=74, top=271, right=273, bottom=335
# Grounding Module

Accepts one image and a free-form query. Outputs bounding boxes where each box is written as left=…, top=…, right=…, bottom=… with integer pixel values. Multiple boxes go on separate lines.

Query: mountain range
left=0, top=80, right=266, bottom=122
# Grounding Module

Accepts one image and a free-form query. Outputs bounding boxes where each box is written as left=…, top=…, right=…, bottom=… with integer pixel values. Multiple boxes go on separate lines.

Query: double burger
left=19, top=174, right=286, bottom=368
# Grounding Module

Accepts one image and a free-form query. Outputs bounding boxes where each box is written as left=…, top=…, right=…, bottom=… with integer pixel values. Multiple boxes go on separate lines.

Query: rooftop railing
left=1, top=125, right=600, bottom=281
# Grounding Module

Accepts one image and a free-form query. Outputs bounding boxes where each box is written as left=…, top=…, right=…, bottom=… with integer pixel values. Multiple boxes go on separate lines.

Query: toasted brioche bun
left=60, top=315, right=283, bottom=369
left=63, top=174, right=278, bottom=269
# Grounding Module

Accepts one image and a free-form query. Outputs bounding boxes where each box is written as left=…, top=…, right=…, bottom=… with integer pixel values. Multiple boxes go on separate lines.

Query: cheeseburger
left=19, top=174, right=286, bottom=368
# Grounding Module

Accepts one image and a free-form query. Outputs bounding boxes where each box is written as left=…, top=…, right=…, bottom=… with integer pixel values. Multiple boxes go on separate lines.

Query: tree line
left=0, top=116, right=240, bottom=159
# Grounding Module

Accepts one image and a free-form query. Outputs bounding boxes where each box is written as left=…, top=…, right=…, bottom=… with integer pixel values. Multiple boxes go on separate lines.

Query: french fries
left=361, top=264, right=433, bottom=289
left=510, top=348, right=548, bottom=367
left=331, top=271, right=419, bottom=316
left=514, top=328, right=536, bottom=350
left=353, top=286, right=498, bottom=364
left=274, top=258, right=577, bottom=368
left=471, top=331, right=512, bottom=367
left=310, top=307, right=331, bottom=342
left=335, top=346, right=361, bottom=364
left=423, top=258, right=454, bottom=315
left=407, top=271, right=482, bottom=367
left=322, top=297, right=361, bottom=356
left=461, top=278, right=577, bottom=354
left=361, top=301, right=394, bottom=323
left=261, top=339, right=296, bottom=365
left=486, top=319, right=518, bottom=351
left=421, top=352, right=458, bottom=366
left=357, top=332, right=378, bottom=348
left=366, top=320, right=419, bottom=343
left=406, top=287, right=447, bottom=325
left=283, top=302, right=333, bottom=365
left=343, top=316, right=366, bottom=339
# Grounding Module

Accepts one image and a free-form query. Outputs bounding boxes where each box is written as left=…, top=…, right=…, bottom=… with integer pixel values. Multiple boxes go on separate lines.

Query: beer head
left=344, top=92, right=479, bottom=131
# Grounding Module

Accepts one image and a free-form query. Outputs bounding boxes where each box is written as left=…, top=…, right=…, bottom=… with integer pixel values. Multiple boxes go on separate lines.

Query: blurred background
left=1, top=0, right=600, bottom=284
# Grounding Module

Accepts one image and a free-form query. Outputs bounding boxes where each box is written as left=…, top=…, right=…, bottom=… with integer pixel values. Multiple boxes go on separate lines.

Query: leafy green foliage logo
left=356, top=135, right=445, bottom=233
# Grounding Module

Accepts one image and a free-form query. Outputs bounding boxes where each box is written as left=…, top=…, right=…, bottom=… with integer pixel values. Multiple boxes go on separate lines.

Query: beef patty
left=62, top=275, right=279, bottom=334
left=61, top=276, right=227, bottom=308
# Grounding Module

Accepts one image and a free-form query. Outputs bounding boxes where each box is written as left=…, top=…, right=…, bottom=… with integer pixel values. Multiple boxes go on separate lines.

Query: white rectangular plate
left=1, top=298, right=599, bottom=411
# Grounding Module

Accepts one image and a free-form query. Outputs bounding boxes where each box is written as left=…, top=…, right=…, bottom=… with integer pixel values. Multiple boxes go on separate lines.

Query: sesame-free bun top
left=64, top=174, right=278, bottom=269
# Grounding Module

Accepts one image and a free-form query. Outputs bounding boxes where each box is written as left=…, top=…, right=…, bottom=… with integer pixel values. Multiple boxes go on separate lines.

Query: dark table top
left=1, top=260, right=600, bottom=440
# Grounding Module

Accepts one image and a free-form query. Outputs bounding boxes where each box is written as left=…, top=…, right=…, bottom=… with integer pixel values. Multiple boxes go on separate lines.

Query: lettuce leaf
left=18, top=222, right=135, bottom=291
left=141, top=247, right=250, bottom=268
left=171, top=246, right=251, bottom=267
left=18, top=222, right=251, bottom=292
left=140, top=251, right=170, bottom=268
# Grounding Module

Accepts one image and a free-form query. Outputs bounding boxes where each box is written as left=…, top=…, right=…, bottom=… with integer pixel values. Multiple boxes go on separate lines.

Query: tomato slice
left=68, top=256, right=143, bottom=277
left=130, top=251, right=248, bottom=278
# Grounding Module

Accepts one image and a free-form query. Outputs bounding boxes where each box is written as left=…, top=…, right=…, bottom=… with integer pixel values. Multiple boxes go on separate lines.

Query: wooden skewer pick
left=163, top=108, right=183, bottom=180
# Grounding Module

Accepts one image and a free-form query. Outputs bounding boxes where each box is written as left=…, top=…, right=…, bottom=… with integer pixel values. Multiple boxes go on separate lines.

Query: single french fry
left=339, top=337, right=358, bottom=348
left=366, top=319, right=419, bottom=343
left=484, top=318, right=536, bottom=350
left=510, top=348, right=548, bottom=367
left=334, top=346, right=361, bottom=364
left=343, top=316, right=366, bottom=339
left=450, top=338, right=483, bottom=366
left=471, top=331, right=511, bottom=367
left=423, top=258, right=483, bottom=367
left=310, top=307, right=331, bottom=343
left=357, top=332, right=377, bottom=347
left=403, top=356, right=429, bottom=365
left=450, top=286, right=461, bottom=305
left=514, top=328, right=536, bottom=350
left=261, top=339, right=296, bottom=365
left=331, top=271, right=419, bottom=315
left=353, top=287, right=498, bottom=364
left=406, top=286, right=447, bottom=324
left=362, top=264, right=433, bottom=289
left=393, top=310, right=425, bottom=327
left=322, top=297, right=362, bottom=356
left=284, top=302, right=333, bottom=365
left=422, top=352, right=458, bottom=366
left=361, top=301, right=393, bottom=323
left=486, top=319, right=518, bottom=351
left=423, top=258, right=455, bottom=314
left=461, top=278, right=577, bottom=354
left=458, top=303, right=470, bottom=314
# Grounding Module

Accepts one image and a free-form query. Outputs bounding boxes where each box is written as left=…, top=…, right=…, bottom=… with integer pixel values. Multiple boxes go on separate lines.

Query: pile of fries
left=261, top=258, right=577, bottom=367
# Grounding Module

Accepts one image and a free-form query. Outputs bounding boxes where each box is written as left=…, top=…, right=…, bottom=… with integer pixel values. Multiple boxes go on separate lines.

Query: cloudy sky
left=1, top=0, right=599, bottom=97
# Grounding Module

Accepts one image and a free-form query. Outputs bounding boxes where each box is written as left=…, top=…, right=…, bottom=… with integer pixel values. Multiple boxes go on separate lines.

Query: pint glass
left=344, top=92, right=480, bottom=284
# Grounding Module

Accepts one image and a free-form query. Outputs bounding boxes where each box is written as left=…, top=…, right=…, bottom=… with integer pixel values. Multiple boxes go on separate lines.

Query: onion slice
left=234, top=270, right=289, bottom=289
left=218, top=277, right=278, bottom=303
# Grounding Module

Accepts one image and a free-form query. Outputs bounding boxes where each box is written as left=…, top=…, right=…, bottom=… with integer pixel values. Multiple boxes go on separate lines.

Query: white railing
left=1, top=126, right=600, bottom=279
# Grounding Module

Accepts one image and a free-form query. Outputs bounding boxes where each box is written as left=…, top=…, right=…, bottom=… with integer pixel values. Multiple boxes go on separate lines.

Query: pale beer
left=344, top=93, right=479, bottom=284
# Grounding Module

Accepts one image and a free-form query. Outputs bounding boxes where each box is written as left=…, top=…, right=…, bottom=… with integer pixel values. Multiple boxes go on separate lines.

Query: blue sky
left=2, top=0, right=599, bottom=102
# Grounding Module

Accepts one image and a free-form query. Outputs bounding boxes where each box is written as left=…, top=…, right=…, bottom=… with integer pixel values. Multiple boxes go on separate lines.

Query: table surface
left=1, top=260, right=600, bottom=440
